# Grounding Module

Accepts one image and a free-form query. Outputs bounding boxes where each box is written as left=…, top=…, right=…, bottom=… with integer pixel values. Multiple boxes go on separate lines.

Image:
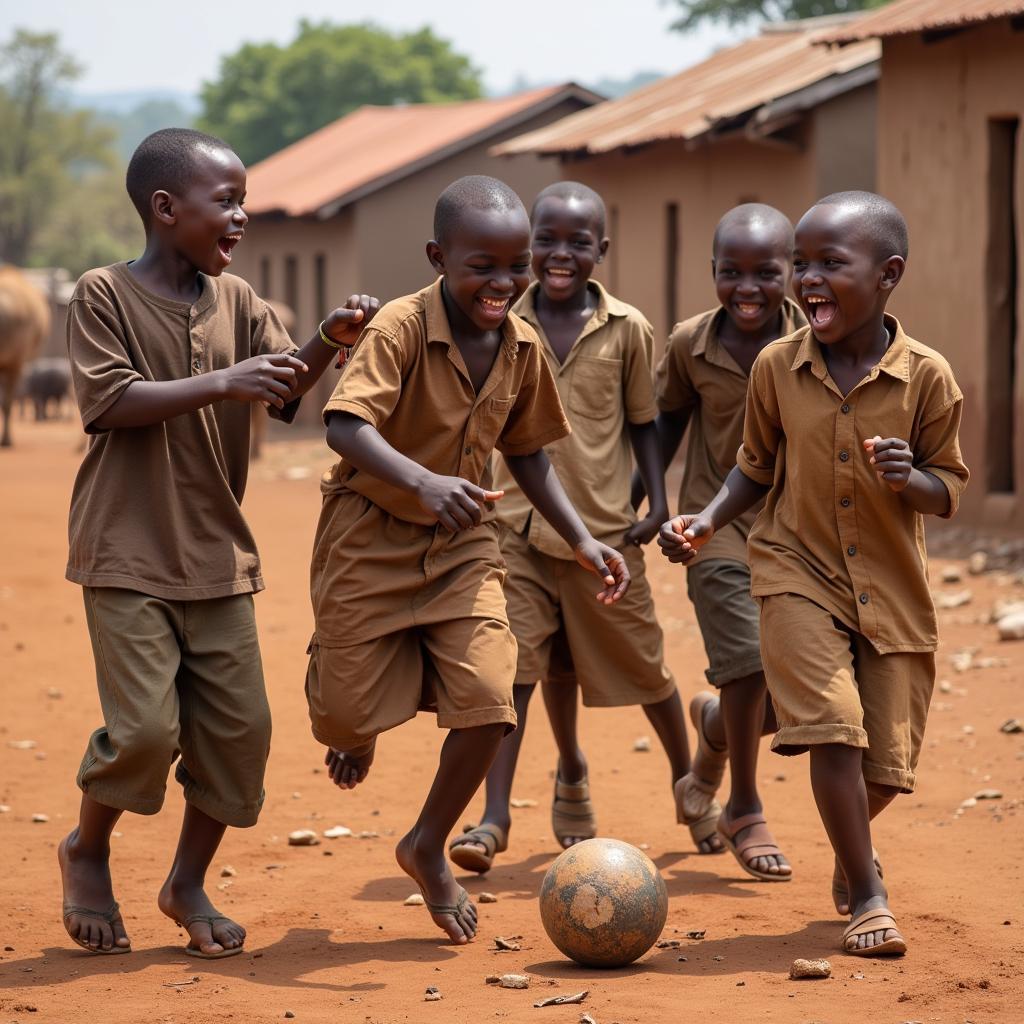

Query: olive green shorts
left=77, top=587, right=271, bottom=827
left=686, top=558, right=763, bottom=687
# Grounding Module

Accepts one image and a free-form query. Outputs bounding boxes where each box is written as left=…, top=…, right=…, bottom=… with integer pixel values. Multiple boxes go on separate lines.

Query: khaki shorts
left=759, top=592, right=934, bottom=792
left=305, top=490, right=518, bottom=749
left=78, top=587, right=270, bottom=828
left=686, top=558, right=763, bottom=686
left=500, top=525, right=676, bottom=707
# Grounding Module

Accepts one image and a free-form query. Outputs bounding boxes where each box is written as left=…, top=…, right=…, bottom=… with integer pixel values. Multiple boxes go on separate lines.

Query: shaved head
left=713, top=203, right=794, bottom=259
left=433, top=175, right=527, bottom=247
left=532, top=180, right=606, bottom=237
left=806, top=191, right=908, bottom=261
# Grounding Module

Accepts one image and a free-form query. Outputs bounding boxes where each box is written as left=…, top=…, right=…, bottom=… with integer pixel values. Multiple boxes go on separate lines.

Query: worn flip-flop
left=716, top=812, right=791, bottom=882
left=842, top=908, right=907, bottom=957
left=832, top=849, right=883, bottom=915
left=449, top=823, right=508, bottom=874
left=179, top=913, right=245, bottom=959
left=62, top=901, right=131, bottom=955
left=552, top=774, right=597, bottom=848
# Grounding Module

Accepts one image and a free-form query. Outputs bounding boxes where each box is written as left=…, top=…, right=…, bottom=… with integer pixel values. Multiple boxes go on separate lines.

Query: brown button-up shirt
left=737, top=315, right=969, bottom=653
left=321, top=278, right=569, bottom=527
left=655, top=299, right=806, bottom=564
left=66, top=262, right=297, bottom=600
left=493, top=281, right=658, bottom=559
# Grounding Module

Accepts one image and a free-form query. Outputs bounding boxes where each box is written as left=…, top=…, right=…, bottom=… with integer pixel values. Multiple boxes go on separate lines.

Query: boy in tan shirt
left=308, top=175, right=629, bottom=945
left=61, top=128, right=375, bottom=958
left=648, top=204, right=804, bottom=876
left=447, top=182, right=688, bottom=873
left=660, top=192, right=968, bottom=956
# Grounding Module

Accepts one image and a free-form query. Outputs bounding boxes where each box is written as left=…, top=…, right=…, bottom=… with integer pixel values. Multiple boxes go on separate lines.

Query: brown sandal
left=716, top=812, right=791, bottom=882
left=686, top=692, right=727, bottom=820
left=674, top=775, right=722, bottom=853
left=552, top=774, right=597, bottom=848
left=842, top=907, right=907, bottom=957
left=449, top=823, right=508, bottom=874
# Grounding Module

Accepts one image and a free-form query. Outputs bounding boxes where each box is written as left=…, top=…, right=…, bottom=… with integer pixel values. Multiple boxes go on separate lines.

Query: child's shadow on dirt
left=12, top=929, right=461, bottom=994
left=525, top=918, right=841, bottom=980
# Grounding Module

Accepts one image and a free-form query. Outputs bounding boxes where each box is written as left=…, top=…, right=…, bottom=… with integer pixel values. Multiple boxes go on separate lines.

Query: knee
left=122, top=718, right=180, bottom=766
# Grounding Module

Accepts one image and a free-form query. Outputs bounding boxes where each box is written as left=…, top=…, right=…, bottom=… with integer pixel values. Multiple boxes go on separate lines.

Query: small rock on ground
left=790, top=958, right=832, bottom=979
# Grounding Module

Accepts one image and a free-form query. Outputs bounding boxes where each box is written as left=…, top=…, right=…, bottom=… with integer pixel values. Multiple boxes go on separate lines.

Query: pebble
left=424, top=986, right=442, bottom=1002
left=633, top=735, right=652, bottom=752
left=497, top=973, right=530, bottom=989
left=960, top=797, right=978, bottom=809
left=494, top=936, right=521, bottom=951
left=46, top=688, right=62, bottom=699
left=479, top=892, right=498, bottom=903
left=403, top=894, right=425, bottom=906
left=509, top=798, right=537, bottom=808
left=580, top=1015, right=597, bottom=1024
left=287, top=829, right=319, bottom=846
left=934, top=589, right=972, bottom=609
left=656, top=939, right=681, bottom=949
left=685, top=929, right=706, bottom=940
left=357, top=830, right=379, bottom=839
left=968, top=551, right=988, bottom=575
left=284, top=1013, right=295, bottom=1020
left=322, top=825, right=352, bottom=839
left=974, top=789, right=1003, bottom=800
left=997, top=611, right=1024, bottom=640
left=0, top=805, right=10, bottom=814
left=1000, top=718, right=1023, bottom=734
left=789, top=958, right=832, bottom=979
left=31, top=813, right=48, bottom=823
left=220, top=865, right=236, bottom=878
left=8, top=740, right=36, bottom=750
left=939, top=680, right=953, bottom=693
left=941, top=566, right=963, bottom=583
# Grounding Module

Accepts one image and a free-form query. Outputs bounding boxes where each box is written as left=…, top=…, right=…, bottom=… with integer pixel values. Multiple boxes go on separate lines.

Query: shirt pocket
left=475, top=393, right=517, bottom=454
left=568, top=357, right=622, bottom=420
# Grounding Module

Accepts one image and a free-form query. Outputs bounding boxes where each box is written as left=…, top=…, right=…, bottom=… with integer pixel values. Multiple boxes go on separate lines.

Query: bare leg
left=541, top=676, right=587, bottom=784
left=396, top=723, right=506, bottom=944
left=702, top=674, right=790, bottom=876
left=157, top=803, right=245, bottom=956
left=833, top=780, right=897, bottom=913
left=476, top=682, right=536, bottom=836
left=58, top=794, right=131, bottom=952
left=810, top=744, right=900, bottom=951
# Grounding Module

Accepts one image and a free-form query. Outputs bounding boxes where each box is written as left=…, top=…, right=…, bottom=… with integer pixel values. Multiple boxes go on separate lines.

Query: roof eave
left=312, top=84, right=603, bottom=220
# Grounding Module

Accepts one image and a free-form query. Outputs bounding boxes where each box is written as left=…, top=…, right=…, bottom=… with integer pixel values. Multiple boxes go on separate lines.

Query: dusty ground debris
left=287, top=829, right=318, bottom=846
left=534, top=990, right=589, bottom=1007
left=790, top=959, right=832, bottom=979
left=496, top=974, right=530, bottom=989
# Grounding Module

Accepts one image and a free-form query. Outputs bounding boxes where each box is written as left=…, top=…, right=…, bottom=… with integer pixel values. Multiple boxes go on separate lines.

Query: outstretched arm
left=325, top=412, right=503, bottom=533
left=289, top=294, right=380, bottom=399
left=624, top=419, right=670, bottom=546
left=658, top=465, right=768, bottom=564
left=504, top=449, right=630, bottom=604
left=630, top=408, right=691, bottom=510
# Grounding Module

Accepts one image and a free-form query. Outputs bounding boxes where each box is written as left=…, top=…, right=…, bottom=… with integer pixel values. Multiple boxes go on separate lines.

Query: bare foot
left=58, top=831, right=131, bottom=953
left=844, top=894, right=906, bottom=955
left=157, top=877, right=245, bottom=957
left=396, top=831, right=477, bottom=944
left=718, top=807, right=791, bottom=879
left=325, top=739, right=376, bottom=789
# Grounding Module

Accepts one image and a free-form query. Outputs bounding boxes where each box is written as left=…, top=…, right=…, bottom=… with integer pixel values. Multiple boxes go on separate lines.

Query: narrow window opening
left=665, top=202, right=680, bottom=329
left=284, top=255, right=299, bottom=322
left=986, top=117, right=1019, bottom=494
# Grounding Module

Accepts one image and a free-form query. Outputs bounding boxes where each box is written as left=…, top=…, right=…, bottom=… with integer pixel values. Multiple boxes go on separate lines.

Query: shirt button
left=464, top=446, right=472, bottom=456
left=839, top=450, right=850, bottom=462
left=841, top=403, right=850, bottom=414
left=847, top=545, right=856, bottom=556
left=841, top=497, right=851, bottom=508
left=859, top=592, right=869, bottom=605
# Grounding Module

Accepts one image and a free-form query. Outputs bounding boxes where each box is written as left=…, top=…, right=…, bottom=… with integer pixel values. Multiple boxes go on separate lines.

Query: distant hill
left=70, top=91, right=198, bottom=163
left=72, top=89, right=201, bottom=116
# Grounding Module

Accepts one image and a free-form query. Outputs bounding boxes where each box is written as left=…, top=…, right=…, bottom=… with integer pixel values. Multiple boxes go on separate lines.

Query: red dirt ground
left=1, top=421, right=1022, bottom=1024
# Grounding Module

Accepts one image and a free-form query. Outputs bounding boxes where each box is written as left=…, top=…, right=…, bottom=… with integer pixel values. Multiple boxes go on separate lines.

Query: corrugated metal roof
left=245, top=84, right=600, bottom=218
left=819, top=0, right=1024, bottom=43
left=492, top=22, right=878, bottom=158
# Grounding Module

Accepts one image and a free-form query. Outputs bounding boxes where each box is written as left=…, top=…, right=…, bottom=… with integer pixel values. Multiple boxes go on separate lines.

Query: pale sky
left=1, top=0, right=746, bottom=99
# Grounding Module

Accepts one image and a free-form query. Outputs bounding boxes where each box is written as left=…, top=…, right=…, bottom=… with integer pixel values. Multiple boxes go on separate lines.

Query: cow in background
left=0, top=266, right=51, bottom=447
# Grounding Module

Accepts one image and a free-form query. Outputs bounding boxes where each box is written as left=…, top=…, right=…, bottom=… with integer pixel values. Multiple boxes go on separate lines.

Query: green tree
left=0, top=30, right=118, bottom=267
left=198, top=21, right=483, bottom=165
left=669, top=0, right=890, bottom=32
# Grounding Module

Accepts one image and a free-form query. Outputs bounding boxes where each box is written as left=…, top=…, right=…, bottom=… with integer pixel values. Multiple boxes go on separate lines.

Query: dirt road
left=1, top=422, right=1021, bottom=1023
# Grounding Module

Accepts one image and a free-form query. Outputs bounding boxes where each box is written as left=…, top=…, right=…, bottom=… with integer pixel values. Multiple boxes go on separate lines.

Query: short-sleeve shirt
left=493, top=281, right=658, bottom=559
left=655, top=299, right=806, bottom=564
left=66, top=262, right=296, bottom=600
left=737, top=315, right=969, bottom=653
left=321, top=277, right=569, bottom=526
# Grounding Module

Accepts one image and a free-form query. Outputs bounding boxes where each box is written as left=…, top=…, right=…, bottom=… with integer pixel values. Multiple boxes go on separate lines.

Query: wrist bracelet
left=318, top=320, right=344, bottom=350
